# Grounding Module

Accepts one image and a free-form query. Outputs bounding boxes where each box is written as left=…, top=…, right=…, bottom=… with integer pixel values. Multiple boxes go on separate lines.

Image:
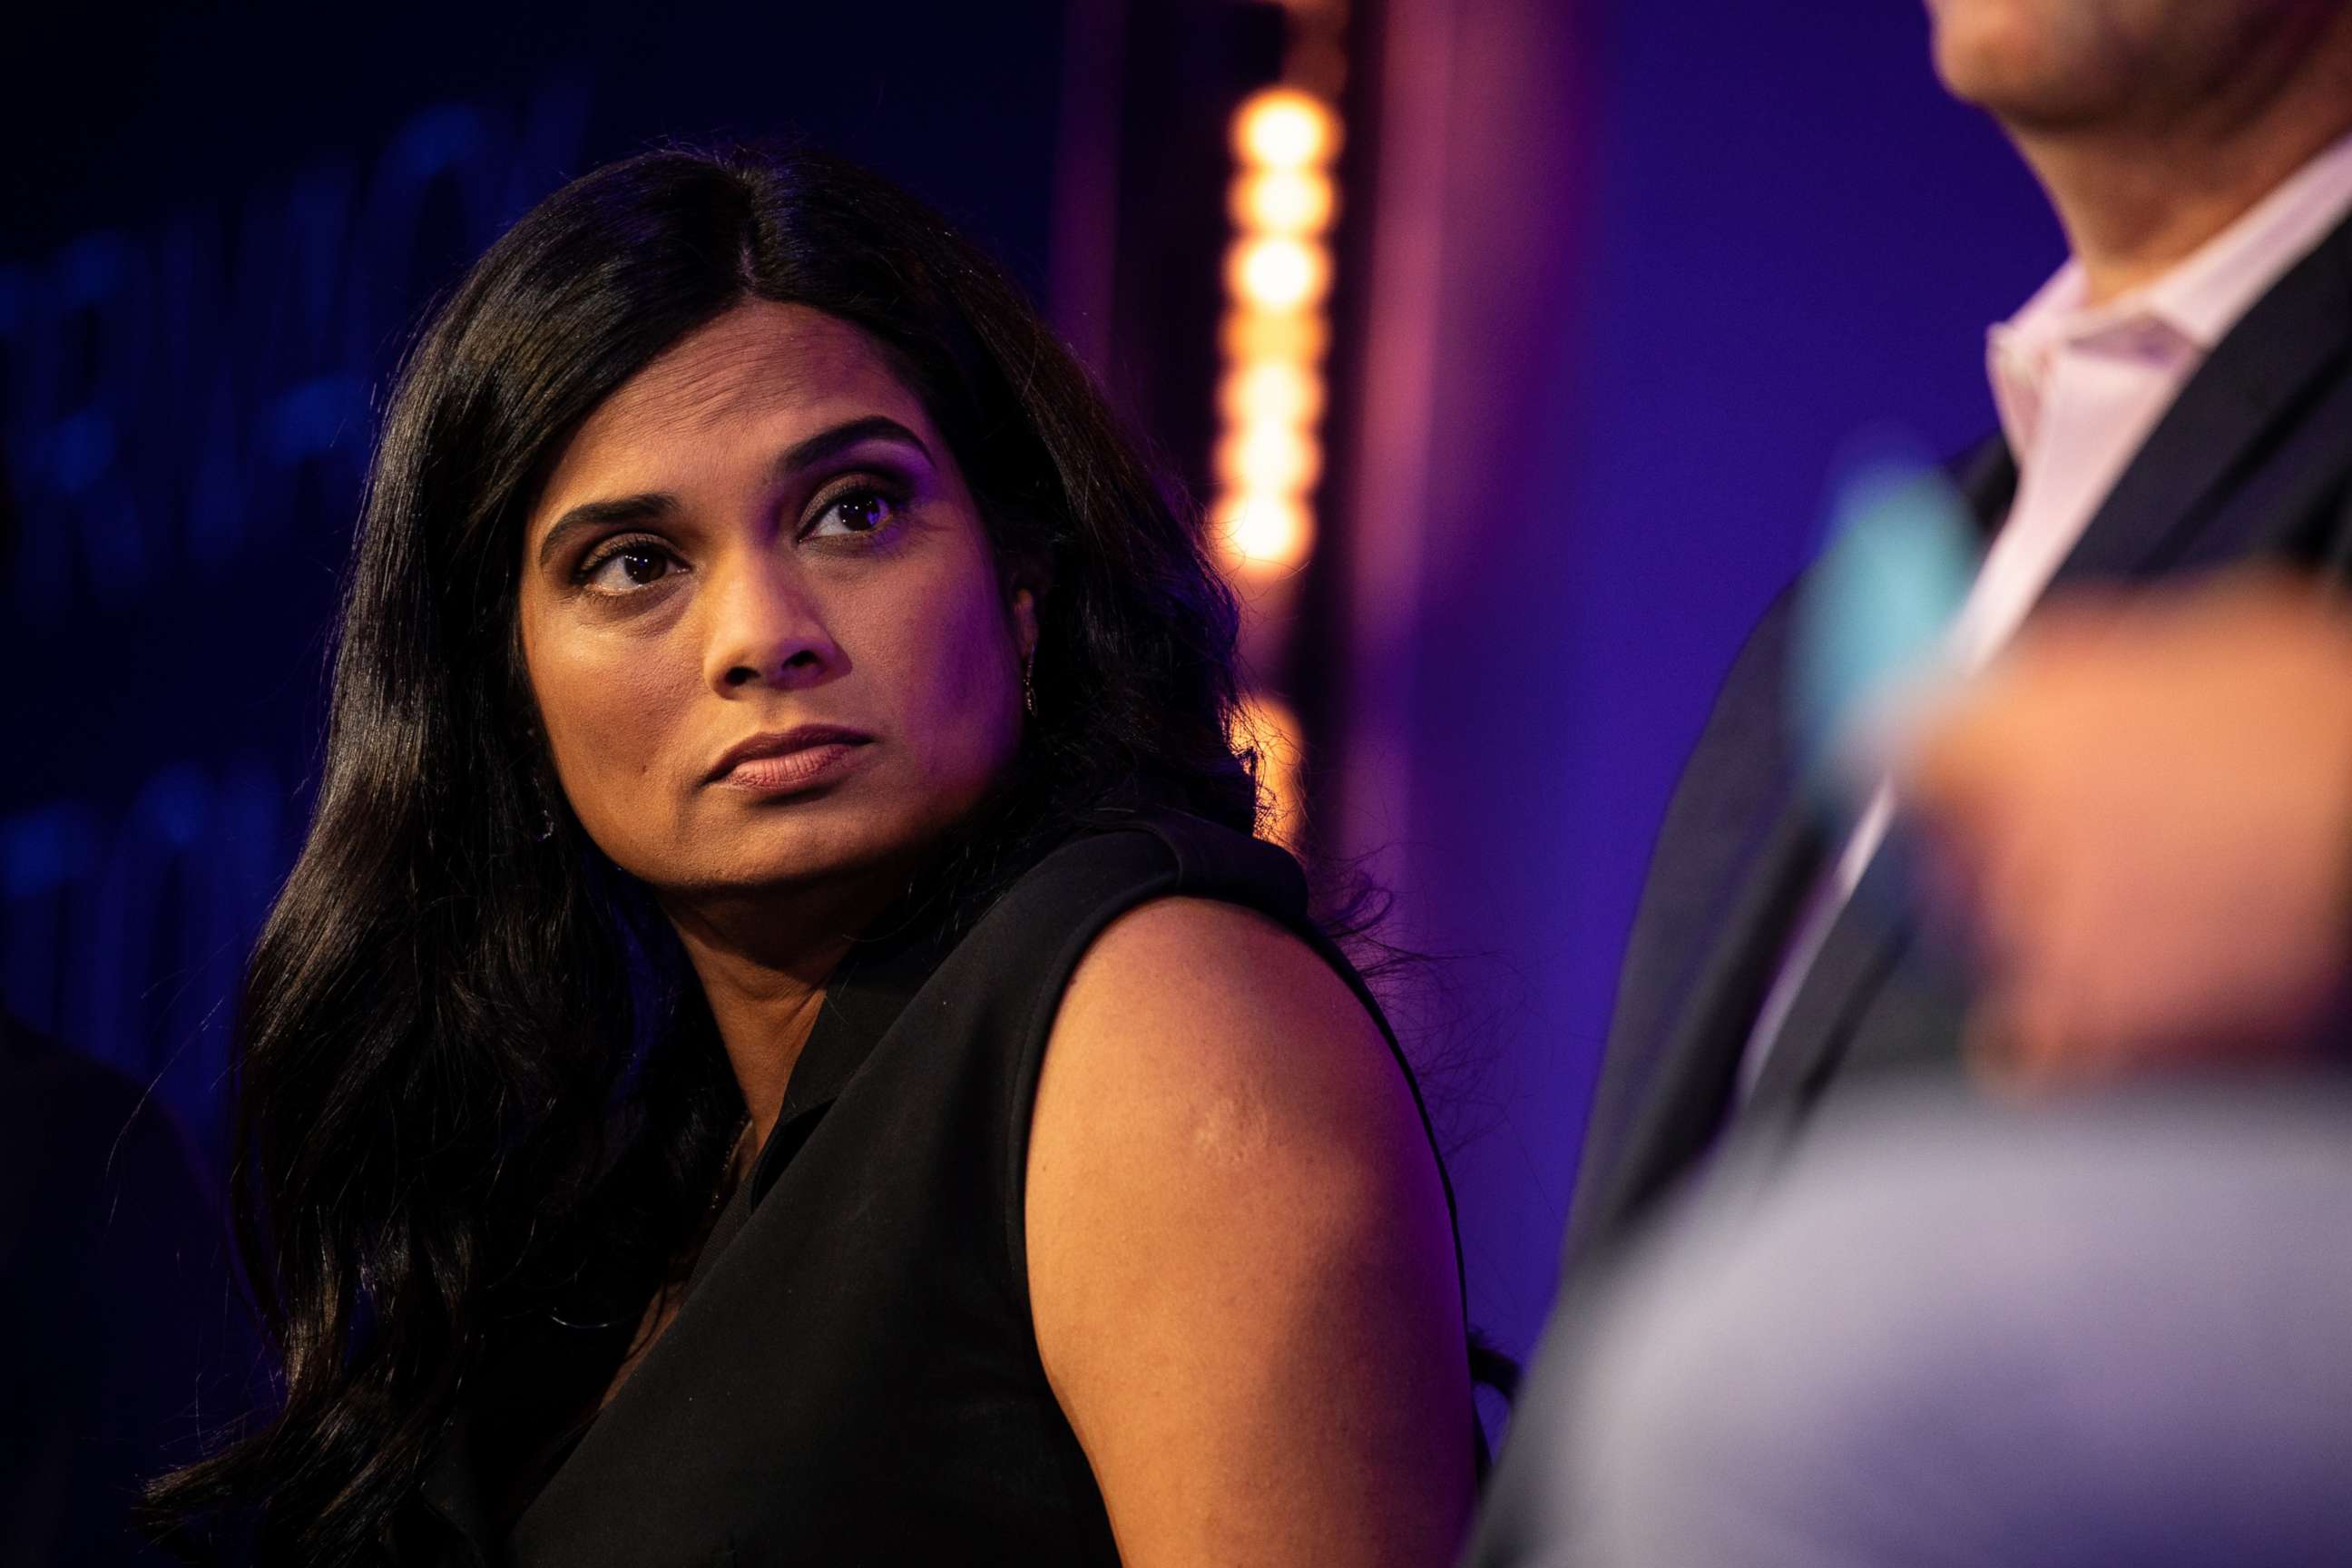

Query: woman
left=154, top=145, right=1478, bottom=1565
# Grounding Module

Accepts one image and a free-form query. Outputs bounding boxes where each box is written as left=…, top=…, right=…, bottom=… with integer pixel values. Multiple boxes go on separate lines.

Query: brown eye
left=617, top=546, right=670, bottom=583
left=805, top=486, right=900, bottom=540
left=582, top=541, right=680, bottom=593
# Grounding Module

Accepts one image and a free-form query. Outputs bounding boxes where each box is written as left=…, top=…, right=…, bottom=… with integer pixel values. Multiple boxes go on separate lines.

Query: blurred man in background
left=1469, top=0, right=2352, bottom=1561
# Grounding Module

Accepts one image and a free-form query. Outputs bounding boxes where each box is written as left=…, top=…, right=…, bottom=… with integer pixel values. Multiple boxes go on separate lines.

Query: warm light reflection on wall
left=1214, top=85, right=1341, bottom=582
left=1233, top=691, right=1308, bottom=853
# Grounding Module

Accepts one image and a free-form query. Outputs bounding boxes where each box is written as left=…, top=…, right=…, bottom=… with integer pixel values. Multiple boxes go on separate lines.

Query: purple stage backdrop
left=1326, top=0, right=2059, bottom=1364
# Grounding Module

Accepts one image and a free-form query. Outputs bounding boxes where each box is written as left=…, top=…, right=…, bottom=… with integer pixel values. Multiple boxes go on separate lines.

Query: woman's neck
left=663, top=877, right=900, bottom=1152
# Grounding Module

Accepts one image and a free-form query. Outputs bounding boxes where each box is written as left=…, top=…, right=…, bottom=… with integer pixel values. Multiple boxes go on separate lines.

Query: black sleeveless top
left=414, top=805, right=1473, bottom=1566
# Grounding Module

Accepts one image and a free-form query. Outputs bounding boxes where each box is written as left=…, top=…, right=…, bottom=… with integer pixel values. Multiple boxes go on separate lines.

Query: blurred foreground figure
left=1907, top=572, right=2352, bottom=1080
left=1471, top=0, right=2352, bottom=1560
left=1514, top=1087, right=2352, bottom=1566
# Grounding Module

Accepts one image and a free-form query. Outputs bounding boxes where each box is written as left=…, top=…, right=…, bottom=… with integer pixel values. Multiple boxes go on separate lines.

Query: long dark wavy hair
left=149, top=143, right=1260, bottom=1562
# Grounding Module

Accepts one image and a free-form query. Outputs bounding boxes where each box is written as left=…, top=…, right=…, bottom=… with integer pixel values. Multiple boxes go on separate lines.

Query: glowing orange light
left=1231, top=167, right=1338, bottom=235
left=1232, top=690, right=1308, bottom=851
left=1213, top=74, right=1341, bottom=775
left=1220, top=309, right=1329, bottom=364
left=1233, top=87, right=1340, bottom=171
left=1215, top=494, right=1316, bottom=575
left=1218, top=361, right=1327, bottom=426
left=1214, top=47, right=1347, bottom=848
left=1216, top=424, right=1323, bottom=494
left=1229, top=235, right=1331, bottom=312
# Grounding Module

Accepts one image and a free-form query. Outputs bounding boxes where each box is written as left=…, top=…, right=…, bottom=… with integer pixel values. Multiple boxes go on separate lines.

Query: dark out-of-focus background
left=3, top=0, right=2059, bottom=1448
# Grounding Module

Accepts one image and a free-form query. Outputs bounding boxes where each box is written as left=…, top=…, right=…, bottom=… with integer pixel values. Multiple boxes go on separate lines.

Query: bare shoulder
left=1025, top=896, right=1471, bottom=1567
left=1039, top=895, right=1417, bottom=1152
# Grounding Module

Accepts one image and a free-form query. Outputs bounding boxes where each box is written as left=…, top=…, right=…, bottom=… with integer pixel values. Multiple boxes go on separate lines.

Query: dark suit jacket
left=1567, top=207, right=2352, bottom=1269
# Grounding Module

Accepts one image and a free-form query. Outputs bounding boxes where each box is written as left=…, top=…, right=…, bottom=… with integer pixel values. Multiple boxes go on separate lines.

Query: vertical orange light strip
left=1214, top=86, right=1339, bottom=583
left=1214, top=14, right=1346, bottom=851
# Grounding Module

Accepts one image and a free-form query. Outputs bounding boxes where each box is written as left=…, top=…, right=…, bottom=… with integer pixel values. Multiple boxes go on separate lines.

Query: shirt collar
left=1987, top=127, right=2352, bottom=454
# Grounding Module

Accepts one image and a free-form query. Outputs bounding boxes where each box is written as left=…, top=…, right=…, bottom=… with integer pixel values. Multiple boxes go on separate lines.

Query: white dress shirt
left=1737, top=129, right=2352, bottom=1097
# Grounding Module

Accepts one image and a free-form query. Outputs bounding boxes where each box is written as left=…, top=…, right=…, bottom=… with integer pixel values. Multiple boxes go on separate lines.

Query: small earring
left=1023, top=652, right=1038, bottom=717
left=535, top=808, right=557, bottom=843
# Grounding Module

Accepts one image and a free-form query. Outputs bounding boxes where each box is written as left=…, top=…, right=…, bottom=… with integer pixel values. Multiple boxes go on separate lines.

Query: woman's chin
left=653, top=823, right=916, bottom=904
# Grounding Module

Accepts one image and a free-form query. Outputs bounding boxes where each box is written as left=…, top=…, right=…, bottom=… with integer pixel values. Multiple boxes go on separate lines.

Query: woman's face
left=517, top=299, right=1036, bottom=906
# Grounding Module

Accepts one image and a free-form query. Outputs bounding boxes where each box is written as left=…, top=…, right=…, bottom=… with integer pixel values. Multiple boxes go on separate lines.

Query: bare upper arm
left=1024, top=896, right=1474, bottom=1568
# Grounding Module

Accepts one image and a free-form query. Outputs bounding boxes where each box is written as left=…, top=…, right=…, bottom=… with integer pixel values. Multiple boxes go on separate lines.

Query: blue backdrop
left=1, top=2, right=1064, bottom=1171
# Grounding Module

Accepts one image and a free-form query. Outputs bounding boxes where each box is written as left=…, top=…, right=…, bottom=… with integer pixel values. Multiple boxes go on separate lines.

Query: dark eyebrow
left=535, top=494, right=678, bottom=570
left=769, top=414, right=934, bottom=481
left=534, top=415, right=936, bottom=571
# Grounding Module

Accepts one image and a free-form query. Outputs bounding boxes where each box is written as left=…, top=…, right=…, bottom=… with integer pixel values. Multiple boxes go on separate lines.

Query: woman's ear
left=1010, top=583, right=1043, bottom=663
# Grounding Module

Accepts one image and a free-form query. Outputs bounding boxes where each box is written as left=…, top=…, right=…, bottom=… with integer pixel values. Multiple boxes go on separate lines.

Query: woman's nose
left=702, top=558, right=843, bottom=696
